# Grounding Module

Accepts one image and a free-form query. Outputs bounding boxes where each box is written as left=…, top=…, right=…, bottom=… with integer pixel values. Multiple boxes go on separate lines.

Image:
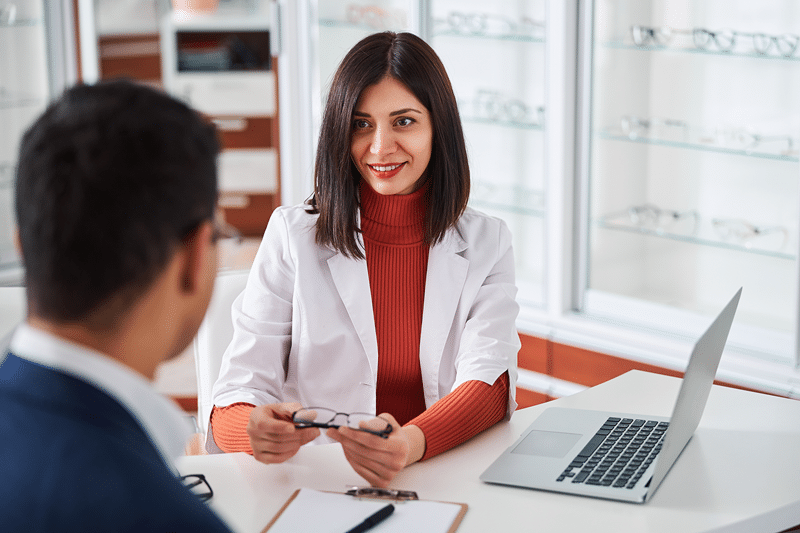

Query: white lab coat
left=211, top=203, right=520, bottom=447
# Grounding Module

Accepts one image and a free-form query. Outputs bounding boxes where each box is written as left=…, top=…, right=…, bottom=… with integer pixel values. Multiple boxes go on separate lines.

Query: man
left=0, top=80, right=232, bottom=531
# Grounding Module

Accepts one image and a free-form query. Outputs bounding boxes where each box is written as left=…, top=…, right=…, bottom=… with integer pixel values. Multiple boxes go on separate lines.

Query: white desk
left=177, top=371, right=800, bottom=533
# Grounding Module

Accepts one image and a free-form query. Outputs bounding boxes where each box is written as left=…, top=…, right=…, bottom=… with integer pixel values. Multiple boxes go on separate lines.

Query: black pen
left=345, top=503, right=395, bottom=533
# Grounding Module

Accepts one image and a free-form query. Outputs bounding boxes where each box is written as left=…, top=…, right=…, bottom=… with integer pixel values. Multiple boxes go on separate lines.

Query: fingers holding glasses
left=247, top=402, right=320, bottom=464
left=327, top=414, right=414, bottom=488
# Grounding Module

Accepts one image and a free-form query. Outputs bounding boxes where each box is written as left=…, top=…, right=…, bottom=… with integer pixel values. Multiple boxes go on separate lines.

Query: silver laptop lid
left=645, top=287, right=742, bottom=501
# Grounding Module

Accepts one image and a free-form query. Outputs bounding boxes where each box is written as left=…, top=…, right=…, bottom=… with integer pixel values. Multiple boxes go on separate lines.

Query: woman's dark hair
left=310, top=31, right=470, bottom=258
left=15, top=79, right=219, bottom=327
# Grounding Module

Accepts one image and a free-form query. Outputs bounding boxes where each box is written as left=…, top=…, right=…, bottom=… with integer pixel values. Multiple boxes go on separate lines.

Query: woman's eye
left=353, top=119, right=370, bottom=130
left=396, top=117, right=414, bottom=127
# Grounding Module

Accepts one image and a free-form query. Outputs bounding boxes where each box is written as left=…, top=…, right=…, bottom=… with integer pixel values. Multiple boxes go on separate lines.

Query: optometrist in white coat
left=208, top=31, right=521, bottom=489
left=210, top=203, right=520, bottom=447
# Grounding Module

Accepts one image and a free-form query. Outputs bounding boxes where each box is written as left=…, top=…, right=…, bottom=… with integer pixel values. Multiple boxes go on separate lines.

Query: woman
left=209, top=31, right=520, bottom=488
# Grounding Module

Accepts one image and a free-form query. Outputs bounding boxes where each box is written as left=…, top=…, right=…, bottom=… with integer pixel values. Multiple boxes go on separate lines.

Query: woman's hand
left=247, top=402, right=320, bottom=464
left=327, top=413, right=426, bottom=488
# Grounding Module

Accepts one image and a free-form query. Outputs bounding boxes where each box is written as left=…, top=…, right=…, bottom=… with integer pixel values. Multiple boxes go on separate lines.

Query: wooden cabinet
left=515, top=332, right=786, bottom=410
left=160, top=11, right=279, bottom=237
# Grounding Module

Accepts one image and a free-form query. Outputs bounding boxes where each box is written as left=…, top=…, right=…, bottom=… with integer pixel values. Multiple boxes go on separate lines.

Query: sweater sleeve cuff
left=407, top=371, right=509, bottom=461
left=209, top=402, right=256, bottom=455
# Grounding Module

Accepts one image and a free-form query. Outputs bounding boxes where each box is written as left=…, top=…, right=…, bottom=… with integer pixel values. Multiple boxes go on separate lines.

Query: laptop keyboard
left=556, top=417, right=669, bottom=489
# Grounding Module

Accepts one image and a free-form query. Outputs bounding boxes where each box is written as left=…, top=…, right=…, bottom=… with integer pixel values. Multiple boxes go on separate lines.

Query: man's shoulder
left=0, top=381, right=231, bottom=532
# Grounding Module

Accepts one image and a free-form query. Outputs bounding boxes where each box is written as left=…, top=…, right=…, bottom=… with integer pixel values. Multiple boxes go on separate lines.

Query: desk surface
left=177, top=371, right=800, bottom=533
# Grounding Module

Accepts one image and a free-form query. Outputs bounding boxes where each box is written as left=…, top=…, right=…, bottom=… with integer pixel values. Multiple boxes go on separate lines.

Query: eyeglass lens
left=693, top=28, right=736, bottom=51
left=293, top=408, right=392, bottom=437
left=181, top=474, right=213, bottom=502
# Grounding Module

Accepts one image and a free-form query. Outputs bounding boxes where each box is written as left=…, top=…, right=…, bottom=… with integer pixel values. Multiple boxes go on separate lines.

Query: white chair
left=193, top=268, right=250, bottom=437
left=0, top=286, right=27, bottom=354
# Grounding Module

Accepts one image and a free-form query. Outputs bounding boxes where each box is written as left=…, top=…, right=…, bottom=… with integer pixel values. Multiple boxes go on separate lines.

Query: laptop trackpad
left=511, top=430, right=583, bottom=458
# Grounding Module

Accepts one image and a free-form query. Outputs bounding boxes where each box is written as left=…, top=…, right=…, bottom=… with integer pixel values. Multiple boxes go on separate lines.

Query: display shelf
left=462, top=115, right=544, bottom=131
left=318, top=18, right=403, bottom=32
left=471, top=199, right=546, bottom=218
left=0, top=18, right=40, bottom=28
left=597, top=130, right=800, bottom=163
left=593, top=217, right=796, bottom=261
left=603, top=40, right=800, bottom=62
left=431, top=28, right=544, bottom=44
left=0, top=91, right=45, bottom=110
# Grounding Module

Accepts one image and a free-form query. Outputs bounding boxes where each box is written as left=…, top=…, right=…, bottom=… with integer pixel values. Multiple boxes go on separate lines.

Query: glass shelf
left=593, top=217, right=796, bottom=261
left=318, top=18, right=404, bottom=32
left=0, top=89, right=44, bottom=110
left=470, top=182, right=545, bottom=218
left=0, top=18, right=40, bottom=28
left=603, top=41, right=800, bottom=62
left=431, top=28, right=544, bottom=44
left=462, top=115, right=544, bottom=131
left=470, top=199, right=545, bottom=218
left=597, top=130, right=800, bottom=163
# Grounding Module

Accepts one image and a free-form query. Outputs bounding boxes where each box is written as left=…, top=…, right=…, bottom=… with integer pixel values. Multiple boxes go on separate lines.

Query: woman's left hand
left=327, top=413, right=425, bottom=488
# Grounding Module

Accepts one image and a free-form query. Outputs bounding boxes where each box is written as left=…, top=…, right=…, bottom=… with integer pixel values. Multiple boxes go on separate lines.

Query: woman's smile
left=351, top=76, right=433, bottom=196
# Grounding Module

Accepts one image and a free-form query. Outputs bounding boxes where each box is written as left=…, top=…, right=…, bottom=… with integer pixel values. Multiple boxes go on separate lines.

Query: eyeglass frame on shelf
left=711, top=218, right=789, bottom=249
left=619, top=115, right=688, bottom=140
left=631, top=25, right=800, bottom=58
left=292, top=407, right=393, bottom=438
left=441, top=11, right=545, bottom=39
left=473, top=89, right=544, bottom=127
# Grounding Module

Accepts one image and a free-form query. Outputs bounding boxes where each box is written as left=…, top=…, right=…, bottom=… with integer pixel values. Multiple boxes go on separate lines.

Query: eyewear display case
left=275, top=0, right=800, bottom=400
left=0, top=1, right=75, bottom=286
left=577, top=0, right=800, bottom=370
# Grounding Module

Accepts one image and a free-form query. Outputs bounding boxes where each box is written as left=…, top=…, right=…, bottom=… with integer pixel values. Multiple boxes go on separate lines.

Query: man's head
left=15, top=80, right=220, bottom=359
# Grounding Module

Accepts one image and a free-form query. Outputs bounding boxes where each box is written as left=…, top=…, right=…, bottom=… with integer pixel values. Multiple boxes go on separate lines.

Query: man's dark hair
left=15, top=79, right=219, bottom=327
left=309, top=31, right=470, bottom=259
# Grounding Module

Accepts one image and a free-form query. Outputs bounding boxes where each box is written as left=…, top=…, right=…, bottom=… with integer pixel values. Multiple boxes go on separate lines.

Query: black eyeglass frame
left=292, top=407, right=393, bottom=439
left=180, top=473, right=214, bottom=502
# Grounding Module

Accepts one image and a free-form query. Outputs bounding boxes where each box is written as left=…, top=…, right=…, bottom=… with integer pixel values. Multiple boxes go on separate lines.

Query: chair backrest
left=0, top=286, right=26, bottom=353
left=193, top=269, right=249, bottom=435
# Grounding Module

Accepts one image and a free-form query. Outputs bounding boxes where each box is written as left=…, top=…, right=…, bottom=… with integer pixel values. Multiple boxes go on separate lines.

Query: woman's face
left=350, top=76, right=433, bottom=196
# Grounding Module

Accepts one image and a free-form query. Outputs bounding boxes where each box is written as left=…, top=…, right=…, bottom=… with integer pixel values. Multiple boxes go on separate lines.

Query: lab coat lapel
left=326, top=249, right=379, bottom=379
left=419, top=228, right=469, bottom=407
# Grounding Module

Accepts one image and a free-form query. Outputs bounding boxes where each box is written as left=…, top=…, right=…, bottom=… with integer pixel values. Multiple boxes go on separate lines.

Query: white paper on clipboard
left=263, top=488, right=467, bottom=533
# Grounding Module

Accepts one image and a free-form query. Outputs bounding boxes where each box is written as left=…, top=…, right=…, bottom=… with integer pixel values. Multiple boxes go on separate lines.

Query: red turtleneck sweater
left=210, top=181, right=508, bottom=460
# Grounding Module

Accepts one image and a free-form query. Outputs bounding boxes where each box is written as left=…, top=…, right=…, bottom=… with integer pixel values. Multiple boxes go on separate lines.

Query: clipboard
left=262, top=487, right=468, bottom=533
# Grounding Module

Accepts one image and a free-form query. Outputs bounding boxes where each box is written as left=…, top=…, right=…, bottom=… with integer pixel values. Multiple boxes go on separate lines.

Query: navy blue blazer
left=0, top=352, right=232, bottom=532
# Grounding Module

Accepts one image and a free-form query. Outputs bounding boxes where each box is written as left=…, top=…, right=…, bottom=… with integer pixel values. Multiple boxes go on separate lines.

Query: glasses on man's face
left=292, top=407, right=393, bottom=438
left=180, top=474, right=213, bottom=502
left=211, top=218, right=242, bottom=244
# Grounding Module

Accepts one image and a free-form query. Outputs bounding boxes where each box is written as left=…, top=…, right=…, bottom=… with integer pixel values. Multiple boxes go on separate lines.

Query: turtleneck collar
left=360, top=179, right=429, bottom=246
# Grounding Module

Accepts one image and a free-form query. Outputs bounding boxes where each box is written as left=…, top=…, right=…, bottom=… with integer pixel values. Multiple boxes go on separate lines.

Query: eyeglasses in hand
left=292, top=407, right=393, bottom=438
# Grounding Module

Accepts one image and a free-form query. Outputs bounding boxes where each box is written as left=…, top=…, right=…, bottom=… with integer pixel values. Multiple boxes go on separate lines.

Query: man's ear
left=181, top=221, right=214, bottom=294
left=13, top=227, right=22, bottom=260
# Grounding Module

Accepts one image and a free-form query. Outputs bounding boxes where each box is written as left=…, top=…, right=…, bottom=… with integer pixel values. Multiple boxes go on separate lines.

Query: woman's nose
left=370, top=126, right=397, bottom=155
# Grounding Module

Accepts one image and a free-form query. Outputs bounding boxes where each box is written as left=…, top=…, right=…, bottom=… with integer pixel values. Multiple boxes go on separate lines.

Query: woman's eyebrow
left=352, top=108, right=423, bottom=117
left=390, top=108, right=423, bottom=116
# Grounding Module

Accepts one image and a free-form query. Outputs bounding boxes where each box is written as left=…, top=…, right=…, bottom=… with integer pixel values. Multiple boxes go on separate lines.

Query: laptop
left=480, top=288, right=742, bottom=503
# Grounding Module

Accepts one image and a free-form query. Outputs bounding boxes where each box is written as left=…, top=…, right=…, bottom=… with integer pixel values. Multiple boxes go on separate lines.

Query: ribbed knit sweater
left=210, top=180, right=508, bottom=460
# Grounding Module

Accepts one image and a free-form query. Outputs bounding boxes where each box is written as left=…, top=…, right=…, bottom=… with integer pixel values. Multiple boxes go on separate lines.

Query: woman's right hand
left=247, top=402, right=320, bottom=464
